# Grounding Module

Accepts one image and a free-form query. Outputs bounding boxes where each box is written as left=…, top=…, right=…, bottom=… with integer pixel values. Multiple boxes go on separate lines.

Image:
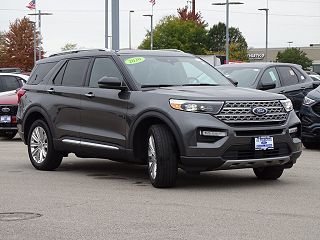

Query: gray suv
left=17, top=49, right=302, bottom=188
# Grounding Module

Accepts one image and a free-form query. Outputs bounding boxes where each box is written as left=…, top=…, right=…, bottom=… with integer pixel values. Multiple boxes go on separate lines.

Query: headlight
left=303, top=96, right=316, bottom=106
left=280, top=99, right=293, bottom=112
left=169, top=99, right=224, bottom=114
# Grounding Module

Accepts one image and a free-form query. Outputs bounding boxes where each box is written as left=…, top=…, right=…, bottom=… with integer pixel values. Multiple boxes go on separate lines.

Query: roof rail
left=49, top=48, right=111, bottom=57
left=160, top=49, right=184, bottom=53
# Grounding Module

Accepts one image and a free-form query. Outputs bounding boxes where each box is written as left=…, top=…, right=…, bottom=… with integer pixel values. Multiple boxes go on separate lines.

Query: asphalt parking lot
left=0, top=137, right=319, bottom=240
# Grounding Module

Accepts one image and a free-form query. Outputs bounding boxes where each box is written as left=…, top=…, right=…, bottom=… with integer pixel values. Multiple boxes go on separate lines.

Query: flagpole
left=151, top=3, right=154, bottom=50
left=34, top=2, right=37, bottom=63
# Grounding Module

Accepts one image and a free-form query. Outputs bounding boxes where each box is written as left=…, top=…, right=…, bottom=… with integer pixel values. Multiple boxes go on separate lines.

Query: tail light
left=17, top=88, right=26, bottom=104
left=12, top=116, right=17, bottom=124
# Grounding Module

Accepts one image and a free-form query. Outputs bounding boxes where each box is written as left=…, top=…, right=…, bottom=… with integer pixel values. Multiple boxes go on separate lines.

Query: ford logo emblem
left=1, top=107, right=10, bottom=113
left=252, top=107, right=268, bottom=116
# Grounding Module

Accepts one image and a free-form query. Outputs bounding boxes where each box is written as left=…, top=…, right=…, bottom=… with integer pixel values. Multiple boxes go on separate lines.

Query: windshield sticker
left=125, top=57, right=145, bottom=65
left=289, top=70, right=295, bottom=76
left=253, top=69, right=260, bottom=72
left=269, top=72, right=277, bottom=81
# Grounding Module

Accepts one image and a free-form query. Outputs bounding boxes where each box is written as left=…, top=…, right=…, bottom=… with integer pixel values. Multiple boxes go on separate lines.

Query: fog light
left=200, top=130, right=228, bottom=137
left=289, top=127, right=298, bottom=134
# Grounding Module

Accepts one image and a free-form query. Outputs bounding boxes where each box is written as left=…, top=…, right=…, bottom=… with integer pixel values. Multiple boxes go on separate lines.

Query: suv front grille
left=312, top=103, right=320, bottom=115
left=216, top=101, right=288, bottom=125
left=0, top=105, right=18, bottom=116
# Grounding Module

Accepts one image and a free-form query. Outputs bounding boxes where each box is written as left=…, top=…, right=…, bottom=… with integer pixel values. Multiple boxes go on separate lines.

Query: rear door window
left=61, top=59, right=90, bottom=87
left=277, top=66, right=299, bottom=86
left=28, top=62, right=57, bottom=85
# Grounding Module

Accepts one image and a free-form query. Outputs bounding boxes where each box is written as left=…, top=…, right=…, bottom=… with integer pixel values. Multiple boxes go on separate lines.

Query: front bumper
left=173, top=110, right=302, bottom=171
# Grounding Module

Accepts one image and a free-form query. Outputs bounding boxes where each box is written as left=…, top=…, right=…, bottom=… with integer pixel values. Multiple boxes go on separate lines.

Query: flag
left=149, top=0, right=155, bottom=6
left=26, top=0, right=36, bottom=10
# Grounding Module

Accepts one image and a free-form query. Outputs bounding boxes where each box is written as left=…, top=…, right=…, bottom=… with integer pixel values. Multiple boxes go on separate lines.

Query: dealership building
left=248, top=45, right=320, bottom=73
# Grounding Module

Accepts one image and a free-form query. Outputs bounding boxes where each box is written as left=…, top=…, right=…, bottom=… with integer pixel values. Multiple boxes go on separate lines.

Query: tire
left=253, top=166, right=284, bottom=180
left=0, top=131, right=17, bottom=140
left=302, top=139, right=318, bottom=149
left=147, top=124, right=178, bottom=188
left=27, top=119, right=63, bottom=171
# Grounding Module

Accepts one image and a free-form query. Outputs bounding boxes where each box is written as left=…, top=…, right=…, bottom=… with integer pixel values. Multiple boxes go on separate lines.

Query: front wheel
left=27, top=120, right=63, bottom=171
left=253, top=166, right=284, bottom=180
left=147, top=124, right=178, bottom=188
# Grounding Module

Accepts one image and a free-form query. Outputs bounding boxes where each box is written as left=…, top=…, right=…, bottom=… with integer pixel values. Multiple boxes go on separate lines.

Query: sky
left=0, top=0, right=319, bottom=55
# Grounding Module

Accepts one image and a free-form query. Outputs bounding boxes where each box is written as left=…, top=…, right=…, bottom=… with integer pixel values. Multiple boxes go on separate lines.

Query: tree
left=177, top=6, right=207, bottom=27
left=139, top=16, right=207, bottom=55
left=276, top=48, right=312, bottom=70
left=0, top=31, right=5, bottom=66
left=206, top=22, right=248, bottom=52
left=1, top=17, right=40, bottom=71
left=61, top=43, right=78, bottom=52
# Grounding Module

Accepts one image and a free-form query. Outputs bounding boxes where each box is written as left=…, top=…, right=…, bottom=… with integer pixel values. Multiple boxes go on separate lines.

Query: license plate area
left=255, top=136, right=274, bottom=150
left=0, top=115, right=11, bottom=123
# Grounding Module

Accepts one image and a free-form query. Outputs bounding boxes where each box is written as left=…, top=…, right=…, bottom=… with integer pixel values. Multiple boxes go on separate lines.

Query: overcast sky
left=1, top=0, right=319, bottom=55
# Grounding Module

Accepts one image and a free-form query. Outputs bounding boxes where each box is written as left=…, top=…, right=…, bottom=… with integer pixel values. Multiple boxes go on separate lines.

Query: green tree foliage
left=61, top=43, right=78, bottom=52
left=0, top=17, right=40, bottom=71
left=206, top=22, right=248, bottom=53
left=276, top=48, right=312, bottom=70
left=139, top=16, right=207, bottom=55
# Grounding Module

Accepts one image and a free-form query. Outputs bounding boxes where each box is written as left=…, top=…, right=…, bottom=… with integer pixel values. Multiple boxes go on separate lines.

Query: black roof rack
left=49, top=48, right=111, bottom=57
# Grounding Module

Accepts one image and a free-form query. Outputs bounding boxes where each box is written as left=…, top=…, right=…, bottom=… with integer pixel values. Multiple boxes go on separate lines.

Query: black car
left=17, top=49, right=302, bottom=188
left=300, top=86, right=320, bottom=148
left=217, top=63, right=318, bottom=113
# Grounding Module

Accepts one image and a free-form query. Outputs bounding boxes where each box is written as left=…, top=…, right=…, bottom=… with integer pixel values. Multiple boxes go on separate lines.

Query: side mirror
left=98, top=76, right=126, bottom=90
left=227, top=77, right=238, bottom=86
left=259, top=82, right=276, bottom=90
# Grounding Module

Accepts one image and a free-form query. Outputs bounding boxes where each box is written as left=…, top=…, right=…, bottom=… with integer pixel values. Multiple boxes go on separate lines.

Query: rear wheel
left=253, top=166, right=284, bottom=180
left=0, top=131, right=17, bottom=140
left=27, top=120, right=63, bottom=171
left=147, top=124, right=178, bottom=188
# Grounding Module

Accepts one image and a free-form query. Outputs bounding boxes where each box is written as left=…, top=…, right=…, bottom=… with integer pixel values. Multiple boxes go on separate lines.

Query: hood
left=144, top=86, right=286, bottom=101
left=0, top=91, right=18, bottom=105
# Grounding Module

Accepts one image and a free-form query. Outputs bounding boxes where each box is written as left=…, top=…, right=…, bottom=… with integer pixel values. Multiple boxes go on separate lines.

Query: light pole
left=288, top=41, right=293, bottom=48
left=27, top=20, right=37, bottom=65
left=129, top=10, right=134, bottom=49
left=143, top=14, right=153, bottom=50
left=28, top=11, right=53, bottom=60
left=258, top=8, right=269, bottom=62
left=212, top=1, right=244, bottom=64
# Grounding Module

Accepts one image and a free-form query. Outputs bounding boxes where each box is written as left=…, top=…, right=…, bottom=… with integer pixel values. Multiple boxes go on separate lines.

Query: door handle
left=47, top=88, right=55, bottom=94
left=85, top=92, right=95, bottom=98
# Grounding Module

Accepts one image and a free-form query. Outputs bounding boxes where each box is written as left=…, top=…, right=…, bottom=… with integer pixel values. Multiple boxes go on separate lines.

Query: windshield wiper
left=141, top=84, right=178, bottom=88
left=182, top=83, right=219, bottom=86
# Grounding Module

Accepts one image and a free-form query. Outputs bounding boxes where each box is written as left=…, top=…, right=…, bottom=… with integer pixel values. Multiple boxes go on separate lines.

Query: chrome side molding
left=62, top=139, right=119, bottom=150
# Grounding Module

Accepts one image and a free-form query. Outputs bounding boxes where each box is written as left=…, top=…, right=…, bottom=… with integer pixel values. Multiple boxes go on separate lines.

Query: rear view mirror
left=259, top=82, right=276, bottom=90
left=98, top=76, right=126, bottom=90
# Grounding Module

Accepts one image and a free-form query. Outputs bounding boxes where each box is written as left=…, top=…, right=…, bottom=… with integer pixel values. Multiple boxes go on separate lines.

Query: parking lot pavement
left=0, top=137, right=319, bottom=240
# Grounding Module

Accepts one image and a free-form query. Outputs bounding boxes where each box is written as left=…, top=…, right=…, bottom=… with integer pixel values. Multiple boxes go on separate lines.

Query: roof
left=216, top=62, right=302, bottom=69
left=40, top=49, right=193, bottom=64
left=0, top=73, right=29, bottom=81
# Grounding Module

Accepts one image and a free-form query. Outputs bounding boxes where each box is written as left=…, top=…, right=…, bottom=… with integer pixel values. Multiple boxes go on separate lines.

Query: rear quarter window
left=28, top=62, right=57, bottom=85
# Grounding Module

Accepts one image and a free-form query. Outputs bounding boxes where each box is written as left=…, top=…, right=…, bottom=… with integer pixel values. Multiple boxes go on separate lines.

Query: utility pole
left=259, top=8, right=269, bottom=62
left=192, top=0, right=196, bottom=17
left=105, top=0, right=108, bottom=49
left=28, top=11, right=53, bottom=60
left=111, top=0, right=120, bottom=50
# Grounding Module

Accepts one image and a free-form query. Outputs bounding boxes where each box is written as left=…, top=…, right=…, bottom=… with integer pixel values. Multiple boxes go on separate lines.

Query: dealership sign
left=248, top=53, right=265, bottom=60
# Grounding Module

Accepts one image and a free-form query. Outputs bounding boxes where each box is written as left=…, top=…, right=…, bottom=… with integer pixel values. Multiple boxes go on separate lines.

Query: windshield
left=120, top=55, right=233, bottom=88
left=217, top=66, right=261, bottom=87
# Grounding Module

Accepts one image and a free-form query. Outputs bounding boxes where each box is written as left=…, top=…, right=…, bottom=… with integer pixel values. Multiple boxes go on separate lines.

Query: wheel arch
left=129, top=110, right=184, bottom=163
left=22, top=105, right=54, bottom=143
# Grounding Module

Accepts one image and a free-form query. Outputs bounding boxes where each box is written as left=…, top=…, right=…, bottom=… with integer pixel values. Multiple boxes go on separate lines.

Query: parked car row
left=0, top=73, right=29, bottom=139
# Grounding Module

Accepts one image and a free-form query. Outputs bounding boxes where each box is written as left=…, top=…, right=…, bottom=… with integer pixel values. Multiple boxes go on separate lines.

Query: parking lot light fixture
left=212, top=1, right=244, bottom=64
left=258, top=8, right=269, bottom=62
left=143, top=14, right=154, bottom=50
